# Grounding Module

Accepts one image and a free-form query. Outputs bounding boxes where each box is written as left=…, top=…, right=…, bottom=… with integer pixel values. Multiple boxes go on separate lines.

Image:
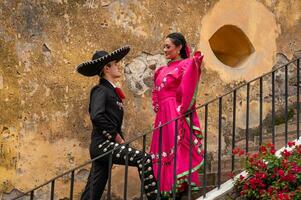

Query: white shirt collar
left=107, top=80, right=116, bottom=88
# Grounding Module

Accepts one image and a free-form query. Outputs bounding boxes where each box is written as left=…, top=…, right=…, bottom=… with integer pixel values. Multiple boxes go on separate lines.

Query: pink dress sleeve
left=177, top=51, right=204, bottom=114
left=152, top=67, right=163, bottom=113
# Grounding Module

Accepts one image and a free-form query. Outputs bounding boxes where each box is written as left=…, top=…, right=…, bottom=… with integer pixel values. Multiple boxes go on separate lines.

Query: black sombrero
left=77, top=45, right=130, bottom=77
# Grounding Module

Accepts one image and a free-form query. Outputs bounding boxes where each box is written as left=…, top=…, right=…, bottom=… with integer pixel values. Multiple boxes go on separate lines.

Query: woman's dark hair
left=166, top=32, right=188, bottom=59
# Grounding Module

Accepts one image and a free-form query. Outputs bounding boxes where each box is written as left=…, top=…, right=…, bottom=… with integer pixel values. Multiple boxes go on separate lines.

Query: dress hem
left=159, top=160, right=204, bottom=197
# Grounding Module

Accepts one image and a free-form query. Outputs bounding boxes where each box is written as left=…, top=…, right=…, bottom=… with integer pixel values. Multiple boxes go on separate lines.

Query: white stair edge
left=196, top=171, right=247, bottom=200
left=197, top=136, right=301, bottom=200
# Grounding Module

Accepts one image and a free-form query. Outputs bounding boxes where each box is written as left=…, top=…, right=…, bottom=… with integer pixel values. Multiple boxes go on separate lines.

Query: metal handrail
left=13, top=56, right=301, bottom=199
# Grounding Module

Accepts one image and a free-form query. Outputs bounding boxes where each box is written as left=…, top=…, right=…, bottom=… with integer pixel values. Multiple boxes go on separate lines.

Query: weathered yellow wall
left=0, top=0, right=300, bottom=198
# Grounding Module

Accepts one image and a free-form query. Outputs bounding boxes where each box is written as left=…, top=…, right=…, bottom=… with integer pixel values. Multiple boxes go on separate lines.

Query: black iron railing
left=12, top=57, right=300, bottom=200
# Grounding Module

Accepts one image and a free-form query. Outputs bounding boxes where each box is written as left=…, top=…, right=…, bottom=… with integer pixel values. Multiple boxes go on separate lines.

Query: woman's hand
left=115, top=134, right=125, bottom=144
left=193, top=51, right=204, bottom=67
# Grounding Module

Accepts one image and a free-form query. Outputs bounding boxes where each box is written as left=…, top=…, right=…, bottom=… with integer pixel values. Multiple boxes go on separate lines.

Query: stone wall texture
left=0, top=0, right=300, bottom=199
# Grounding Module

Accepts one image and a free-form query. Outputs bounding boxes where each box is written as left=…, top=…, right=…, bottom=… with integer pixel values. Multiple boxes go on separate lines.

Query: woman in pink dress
left=150, top=32, right=204, bottom=198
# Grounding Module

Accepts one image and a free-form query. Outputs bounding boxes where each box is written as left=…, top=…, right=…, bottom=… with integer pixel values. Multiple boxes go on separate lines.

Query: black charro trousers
left=80, top=139, right=157, bottom=200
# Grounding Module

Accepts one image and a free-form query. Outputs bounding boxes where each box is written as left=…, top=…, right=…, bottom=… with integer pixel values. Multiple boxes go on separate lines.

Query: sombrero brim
left=77, top=45, right=130, bottom=77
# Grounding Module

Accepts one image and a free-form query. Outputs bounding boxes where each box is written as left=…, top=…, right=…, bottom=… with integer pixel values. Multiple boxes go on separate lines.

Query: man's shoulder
left=92, top=84, right=106, bottom=90
left=90, top=84, right=109, bottom=96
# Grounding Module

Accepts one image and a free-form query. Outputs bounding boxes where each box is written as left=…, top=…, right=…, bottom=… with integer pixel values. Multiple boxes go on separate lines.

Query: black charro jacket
left=89, top=79, right=124, bottom=143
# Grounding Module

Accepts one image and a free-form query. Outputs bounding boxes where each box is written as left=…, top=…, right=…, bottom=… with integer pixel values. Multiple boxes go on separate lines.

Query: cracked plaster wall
left=0, top=0, right=300, bottom=198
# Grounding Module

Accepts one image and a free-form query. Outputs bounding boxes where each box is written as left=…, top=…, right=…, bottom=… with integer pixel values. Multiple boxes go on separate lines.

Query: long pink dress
left=150, top=52, right=204, bottom=196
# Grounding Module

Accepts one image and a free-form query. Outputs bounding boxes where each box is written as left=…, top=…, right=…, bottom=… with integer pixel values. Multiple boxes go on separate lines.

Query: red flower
left=239, top=149, right=245, bottom=156
left=281, top=149, right=291, bottom=158
left=281, top=159, right=289, bottom=169
left=255, top=172, right=267, bottom=179
left=278, top=169, right=285, bottom=176
left=259, top=146, right=267, bottom=154
left=232, top=147, right=246, bottom=156
left=268, top=187, right=274, bottom=195
left=270, top=148, right=276, bottom=155
left=256, top=160, right=267, bottom=169
left=292, top=166, right=301, bottom=173
left=277, top=192, right=291, bottom=200
left=234, top=143, right=301, bottom=199
left=249, top=177, right=257, bottom=189
left=281, top=174, right=296, bottom=182
left=288, top=141, right=295, bottom=147
left=251, top=152, right=259, bottom=159
left=232, top=147, right=240, bottom=155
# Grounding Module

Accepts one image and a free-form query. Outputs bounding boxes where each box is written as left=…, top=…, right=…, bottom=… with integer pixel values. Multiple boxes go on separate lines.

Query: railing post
left=30, top=191, right=34, bottom=200
left=188, top=113, right=193, bottom=200
left=89, top=162, right=94, bottom=200
left=157, top=127, right=163, bottom=200
left=285, top=64, right=288, bottom=146
left=217, top=97, right=222, bottom=189
left=231, top=90, right=236, bottom=172
left=246, top=83, right=250, bottom=153
left=107, top=152, right=113, bottom=200
left=203, top=105, right=208, bottom=197
left=50, top=180, right=55, bottom=200
left=297, top=59, right=300, bottom=139
left=259, top=77, right=263, bottom=146
left=124, top=144, right=129, bottom=200
left=69, top=170, right=75, bottom=200
left=172, top=119, right=179, bottom=200
left=272, top=71, right=276, bottom=144
left=140, top=135, right=146, bottom=200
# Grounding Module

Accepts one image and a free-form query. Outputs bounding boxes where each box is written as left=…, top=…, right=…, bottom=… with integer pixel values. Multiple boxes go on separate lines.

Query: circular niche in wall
left=209, top=25, right=255, bottom=68
left=199, top=0, right=279, bottom=82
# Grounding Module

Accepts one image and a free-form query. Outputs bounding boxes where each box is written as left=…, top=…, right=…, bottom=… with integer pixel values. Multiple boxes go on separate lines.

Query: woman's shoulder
left=154, top=66, right=166, bottom=77
left=176, top=58, right=193, bottom=70
left=179, top=57, right=193, bottom=64
left=155, top=65, right=166, bottom=72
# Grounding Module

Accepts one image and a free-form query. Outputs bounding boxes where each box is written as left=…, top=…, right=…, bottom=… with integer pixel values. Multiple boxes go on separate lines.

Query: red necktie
left=114, top=87, right=126, bottom=100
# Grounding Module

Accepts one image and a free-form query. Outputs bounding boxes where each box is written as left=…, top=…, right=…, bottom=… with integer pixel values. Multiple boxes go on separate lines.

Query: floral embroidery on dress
left=151, top=147, right=175, bottom=161
left=150, top=136, right=203, bottom=162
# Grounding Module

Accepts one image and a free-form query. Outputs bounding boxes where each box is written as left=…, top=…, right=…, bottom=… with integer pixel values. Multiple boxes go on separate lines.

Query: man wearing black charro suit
left=77, top=46, right=157, bottom=200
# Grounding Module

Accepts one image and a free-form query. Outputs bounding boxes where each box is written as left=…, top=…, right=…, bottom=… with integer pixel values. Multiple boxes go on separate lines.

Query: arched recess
left=209, top=25, right=255, bottom=68
left=199, top=0, right=278, bottom=82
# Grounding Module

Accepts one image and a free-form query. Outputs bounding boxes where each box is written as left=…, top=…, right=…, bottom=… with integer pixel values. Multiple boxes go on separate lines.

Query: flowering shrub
left=233, top=141, right=301, bottom=200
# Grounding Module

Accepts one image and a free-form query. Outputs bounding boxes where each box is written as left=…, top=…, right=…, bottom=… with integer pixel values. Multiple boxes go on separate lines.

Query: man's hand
left=115, top=133, right=125, bottom=144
